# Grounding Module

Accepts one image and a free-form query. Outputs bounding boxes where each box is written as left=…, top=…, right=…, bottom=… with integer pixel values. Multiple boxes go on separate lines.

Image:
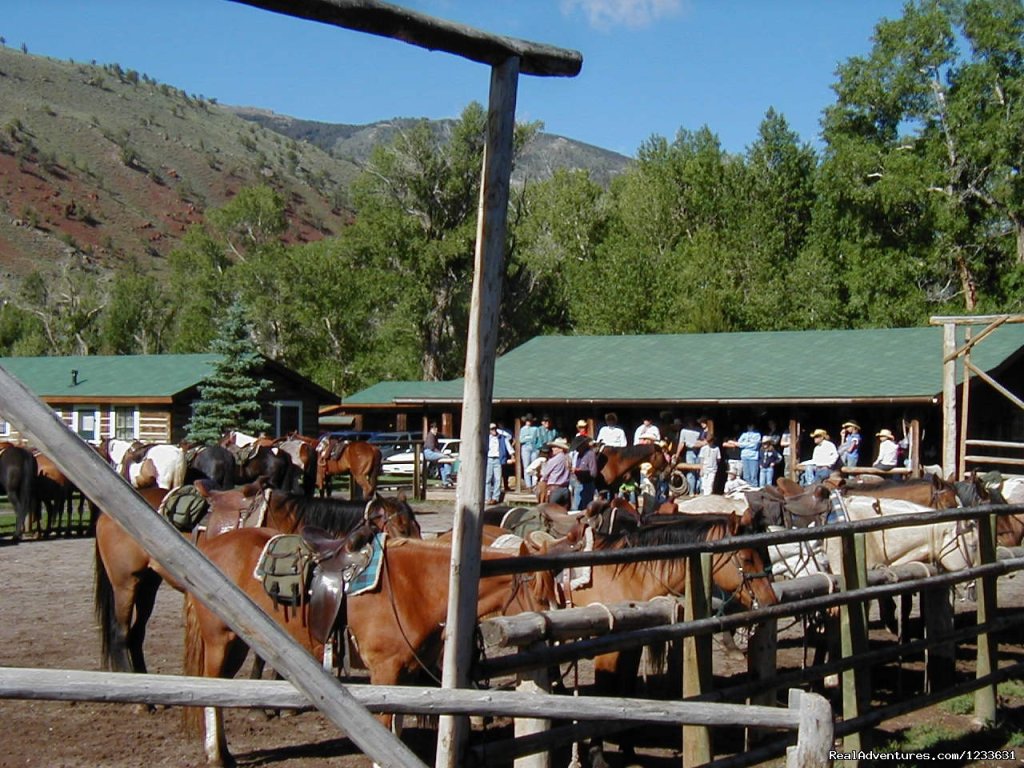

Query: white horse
left=104, top=438, right=186, bottom=490
left=824, top=495, right=976, bottom=576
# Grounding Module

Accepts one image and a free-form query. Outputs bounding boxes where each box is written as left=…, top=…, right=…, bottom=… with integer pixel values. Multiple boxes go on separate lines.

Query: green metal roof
left=0, top=354, right=222, bottom=399
left=344, top=326, right=1024, bottom=406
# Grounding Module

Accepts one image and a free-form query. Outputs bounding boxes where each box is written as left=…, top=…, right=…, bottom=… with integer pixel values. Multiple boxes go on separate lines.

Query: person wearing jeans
left=423, top=423, right=452, bottom=487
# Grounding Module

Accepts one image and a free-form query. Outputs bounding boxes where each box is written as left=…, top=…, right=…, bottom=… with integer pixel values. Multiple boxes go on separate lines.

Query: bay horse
left=541, top=513, right=777, bottom=766
left=94, top=478, right=419, bottom=675
left=33, top=451, right=81, bottom=537
left=315, top=436, right=382, bottom=500
left=185, top=527, right=545, bottom=766
left=596, top=442, right=670, bottom=490
left=0, top=442, right=37, bottom=542
left=836, top=473, right=960, bottom=510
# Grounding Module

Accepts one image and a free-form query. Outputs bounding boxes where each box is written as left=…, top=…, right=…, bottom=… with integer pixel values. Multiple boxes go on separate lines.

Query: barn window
left=73, top=406, right=100, bottom=443
left=113, top=406, right=138, bottom=440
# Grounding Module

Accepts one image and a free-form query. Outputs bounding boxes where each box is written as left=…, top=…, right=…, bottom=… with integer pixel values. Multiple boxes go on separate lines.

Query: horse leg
left=127, top=571, right=161, bottom=675
left=201, top=634, right=249, bottom=767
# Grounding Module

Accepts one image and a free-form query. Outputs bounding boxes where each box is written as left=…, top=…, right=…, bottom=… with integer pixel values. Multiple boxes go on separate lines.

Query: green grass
left=941, top=680, right=1024, bottom=716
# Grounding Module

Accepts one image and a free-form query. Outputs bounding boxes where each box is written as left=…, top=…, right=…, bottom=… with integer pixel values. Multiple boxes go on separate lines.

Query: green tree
left=0, top=302, right=47, bottom=356
left=821, top=0, right=1024, bottom=316
left=184, top=301, right=270, bottom=444
left=99, top=262, right=170, bottom=353
left=11, top=263, right=104, bottom=354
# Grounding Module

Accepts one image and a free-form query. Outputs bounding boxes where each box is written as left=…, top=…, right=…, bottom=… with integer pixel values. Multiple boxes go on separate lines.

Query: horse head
left=364, top=493, right=421, bottom=539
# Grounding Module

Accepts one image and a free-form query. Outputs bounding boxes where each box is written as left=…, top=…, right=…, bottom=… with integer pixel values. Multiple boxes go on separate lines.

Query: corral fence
left=470, top=502, right=1024, bottom=767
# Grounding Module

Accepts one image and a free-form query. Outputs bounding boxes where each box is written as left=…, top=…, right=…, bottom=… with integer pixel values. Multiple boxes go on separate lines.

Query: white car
left=381, top=438, right=460, bottom=476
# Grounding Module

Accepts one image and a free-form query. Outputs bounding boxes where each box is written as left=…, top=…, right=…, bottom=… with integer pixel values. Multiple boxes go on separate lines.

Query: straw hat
left=576, top=419, right=588, bottom=429
left=548, top=437, right=571, bottom=451
left=876, top=429, right=895, bottom=440
left=810, top=428, right=829, bottom=439
left=842, top=421, right=860, bottom=430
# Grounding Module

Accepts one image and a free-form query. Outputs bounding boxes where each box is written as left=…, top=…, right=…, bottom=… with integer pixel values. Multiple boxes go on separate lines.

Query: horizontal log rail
left=476, top=554, right=1024, bottom=679
left=479, top=503, right=1024, bottom=577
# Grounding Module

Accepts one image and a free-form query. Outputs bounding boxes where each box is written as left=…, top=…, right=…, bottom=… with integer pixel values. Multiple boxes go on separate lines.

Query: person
left=801, top=428, right=839, bottom=486
left=780, top=430, right=792, bottom=479
left=838, top=420, right=862, bottom=468
left=571, top=435, right=598, bottom=510
left=596, top=412, right=628, bottom=447
left=724, top=464, right=752, bottom=496
left=485, top=423, right=510, bottom=504
left=422, top=423, right=453, bottom=488
left=525, top=445, right=550, bottom=489
left=495, top=423, right=515, bottom=493
left=575, top=419, right=590, bottom=438
left=672, top=418, right=702, bottom=495
left=634, top=417, right=661, bottom=445
left=535, top=415, right=559, bottom=451
left=698, top=434, right=721, bottom=496
left=872, top=428, right=900, bottom=471
left=538, top=437, right=571, bottom=508
left=518, top=414, right=540, bottom=490
left=726, top=422, right=762, bottom=485
left=758, top=435, right=782, bottom=488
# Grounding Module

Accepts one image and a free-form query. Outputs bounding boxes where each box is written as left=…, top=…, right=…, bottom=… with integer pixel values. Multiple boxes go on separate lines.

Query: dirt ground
left=1, top=503, right=1023, bottom=767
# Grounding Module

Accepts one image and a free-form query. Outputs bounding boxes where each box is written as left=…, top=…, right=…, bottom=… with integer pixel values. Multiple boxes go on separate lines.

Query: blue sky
left=3, top=1, right=906, bottom=157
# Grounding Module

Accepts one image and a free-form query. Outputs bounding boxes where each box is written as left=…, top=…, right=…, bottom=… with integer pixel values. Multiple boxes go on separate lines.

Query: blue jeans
left=802, top=466, right=830, bottom=486
left=742, top=457, right=759, bottom=485
left=423, top=448, right=451, bottom=484
left=759, top=466, right=775, bottom=488
left=485, top=457, right=502, bottom=501
left=685, top=449, right=699, bottom=494
left=521, top=444, right=539, bottom=488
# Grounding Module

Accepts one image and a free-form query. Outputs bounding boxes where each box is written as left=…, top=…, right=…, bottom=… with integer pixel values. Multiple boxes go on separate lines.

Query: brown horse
left=185, top=528, right=545, bottom=766
left=94, top=480, right=419, bottom=675
left=596, top=442, right=670, bottom=489
left=0, top=442, right=37, bottom=542
left=540, top=513, right=777, bottom=765
left=33, top=451, right=82, bottom=537
left=315, top=436, right=382, bottom=499
left=835, top=473, right=960, bottom=510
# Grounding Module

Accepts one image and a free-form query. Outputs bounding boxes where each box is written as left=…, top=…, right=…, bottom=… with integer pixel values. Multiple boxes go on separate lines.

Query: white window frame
left=73, top=405, right=101, bottom=443
left=0, top=417, right=8, bottom=437
left=274, top=400, right=303, bottom=436
left=110, top=406, right=139, bottom=440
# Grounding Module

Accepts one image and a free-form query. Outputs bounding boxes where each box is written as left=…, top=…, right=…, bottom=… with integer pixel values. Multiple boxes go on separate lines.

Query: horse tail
left=367, top=447, right=383, bottom=496
left=93, top=531, right=117, bottom=670
left=182, top=595, right=205, bottom=735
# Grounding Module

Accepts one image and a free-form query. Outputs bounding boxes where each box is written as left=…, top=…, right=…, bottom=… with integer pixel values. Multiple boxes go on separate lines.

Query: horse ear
left=397, top=490, right=407, bottom=503
left=727, top=512, right=741, bottom=536
left=194, top=479, right=212, bottom=498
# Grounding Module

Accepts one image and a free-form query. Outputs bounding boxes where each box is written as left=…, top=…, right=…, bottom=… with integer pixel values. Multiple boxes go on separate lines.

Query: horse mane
left=623, top=514, right=735, bottom=548
left=281, top=495, right=367, bottom=537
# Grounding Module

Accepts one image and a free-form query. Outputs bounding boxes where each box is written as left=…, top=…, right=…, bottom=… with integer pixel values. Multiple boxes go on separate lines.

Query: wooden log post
left=0, top=367, right=426, bottom=768
left=682, top=552, right=713, bottom=767
left=974, top=513, right=998, bottom=724
left=786, top=689, right=834, bottom=768
left=922, top=585, right=955, bottom=693
left=436, top=55, right=520, bottom=768
left=840, top=531, right=870, bottom=758
left=942, top=322, right=958, bottom=479
left=514, top=640, right=551, bottom=768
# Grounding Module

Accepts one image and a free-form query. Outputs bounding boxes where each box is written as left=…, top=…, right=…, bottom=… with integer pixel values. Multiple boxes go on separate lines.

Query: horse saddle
left=499, top=507, right=546, bottom=539
left=158, top=485, right=209, bottom=532
left=253, top=527, right=375, bottom=644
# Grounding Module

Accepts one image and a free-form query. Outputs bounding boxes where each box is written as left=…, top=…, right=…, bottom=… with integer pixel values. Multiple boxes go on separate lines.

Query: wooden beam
left=437, top=55, right=521, bottom=768
left=228, top=0, right=582, bottom=77
left=942, top=323, right=958, bottom=478
left=0, top=366, right=426, bottom=768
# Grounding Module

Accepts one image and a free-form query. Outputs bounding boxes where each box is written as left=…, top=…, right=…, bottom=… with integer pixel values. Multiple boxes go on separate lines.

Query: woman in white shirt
left=872, top=428, right=900, bottom=471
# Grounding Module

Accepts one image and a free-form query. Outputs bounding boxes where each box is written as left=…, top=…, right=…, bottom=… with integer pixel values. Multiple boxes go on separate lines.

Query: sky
left=2, top=1, right=908, bottom=158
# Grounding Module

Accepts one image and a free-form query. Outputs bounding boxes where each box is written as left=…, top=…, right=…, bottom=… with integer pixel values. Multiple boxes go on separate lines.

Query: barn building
left=339, top=323, right=1024, bottom=478
left=0, top=354, right=338, bottom=445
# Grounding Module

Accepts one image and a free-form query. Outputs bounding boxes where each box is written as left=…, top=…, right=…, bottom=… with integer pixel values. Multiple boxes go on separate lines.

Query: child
left=698, top=435, right=721, bottom=496
left=758, top=436, right=782, bottom=488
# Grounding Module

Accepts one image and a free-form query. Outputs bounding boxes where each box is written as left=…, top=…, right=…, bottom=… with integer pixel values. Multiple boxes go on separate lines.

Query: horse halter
left=363, top=495, right=414, bottom=537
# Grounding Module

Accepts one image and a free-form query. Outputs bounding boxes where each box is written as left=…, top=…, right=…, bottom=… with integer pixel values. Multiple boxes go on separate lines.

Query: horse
left=315, top=436, right=382, bottom=499
left=595, top=442, right=670, bottom=490
left=94, top=478, right=419, bottom=675
left=235, top=444, right=299, bottom=492
left=0, top=443, right=37, bottom=542
left=837, top=473, right=960, bottom=510
left=481, top=502, right=581, bottom=539
left=33, top=451, right=81, bottom=537
left=275, top=432, right=320, bottom=496
left=185, top=527, right=545, bottom=766
left=183, top=445, right=236, bottom=490
left=539, top=513, right=777, bottom=766
left=100, top=438, right=187, bottom=490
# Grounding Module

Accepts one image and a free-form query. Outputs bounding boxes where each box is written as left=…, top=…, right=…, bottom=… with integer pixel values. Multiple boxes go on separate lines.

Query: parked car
left=381, top=438, right=460, bottom=476
left=368, top=431, right=423, bottom=462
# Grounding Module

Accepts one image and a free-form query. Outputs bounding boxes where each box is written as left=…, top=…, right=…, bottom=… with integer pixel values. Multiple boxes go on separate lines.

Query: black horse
left=0, top=444, right=37, bottom=542
left=236, top=444, right=300, bottom=492
left=185, top=445, right=237, bottom=490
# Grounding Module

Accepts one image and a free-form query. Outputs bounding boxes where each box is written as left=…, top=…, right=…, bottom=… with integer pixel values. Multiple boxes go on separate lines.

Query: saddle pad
left=346, top=532, right=385, bottom=597
left=491, top=533, right=525, bottom=551
left=254, top=534, right=314, bottom=606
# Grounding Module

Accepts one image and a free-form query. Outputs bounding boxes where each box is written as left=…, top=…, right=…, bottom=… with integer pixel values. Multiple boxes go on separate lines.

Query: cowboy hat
left=842, top=421, right=860, bottom=430
left=576, top=419, right=588, bottom=428
left=810, top=428, right=829, bottom=439
left=876, top=429, right=895, bottom=440
left=548, top=437, right=571, bottom=451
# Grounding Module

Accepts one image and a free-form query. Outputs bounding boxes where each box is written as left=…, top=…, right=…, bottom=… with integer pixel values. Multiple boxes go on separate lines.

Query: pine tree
left=185, top=301, right=271, bottom=443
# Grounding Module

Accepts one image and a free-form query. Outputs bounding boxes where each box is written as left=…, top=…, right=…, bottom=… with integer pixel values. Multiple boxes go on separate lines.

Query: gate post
left=682, top=552, right=713, bottom=767
left=840, top=532, right=869, bottom=758
left=974, top=513, right=998, bottom=724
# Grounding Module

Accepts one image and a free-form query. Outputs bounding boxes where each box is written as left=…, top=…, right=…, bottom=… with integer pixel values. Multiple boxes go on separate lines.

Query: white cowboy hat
left=810, top=428, right=829, bottom=439
left=548, top=437, right=571, bottom=451
left=876, top=429, right=895, bottom=440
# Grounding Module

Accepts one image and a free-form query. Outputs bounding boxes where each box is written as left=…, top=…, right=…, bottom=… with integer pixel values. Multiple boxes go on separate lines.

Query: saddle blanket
left=346, top=532, right=385, bottom=597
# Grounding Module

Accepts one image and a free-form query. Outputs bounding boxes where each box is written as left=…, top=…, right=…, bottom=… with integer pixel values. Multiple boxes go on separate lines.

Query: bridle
left=363, top=496, right=418, bottom=538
